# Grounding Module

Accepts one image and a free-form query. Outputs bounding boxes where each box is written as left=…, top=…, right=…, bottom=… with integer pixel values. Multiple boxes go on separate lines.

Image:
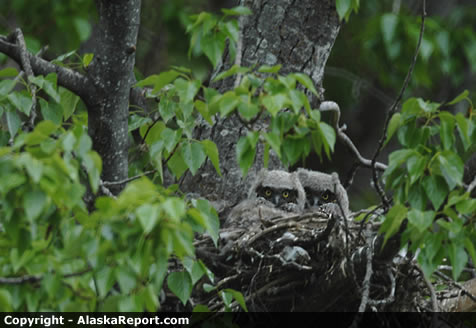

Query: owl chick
left=224, top=169, right=306, bottom=228
left=296, top=168, right=350, bottom=218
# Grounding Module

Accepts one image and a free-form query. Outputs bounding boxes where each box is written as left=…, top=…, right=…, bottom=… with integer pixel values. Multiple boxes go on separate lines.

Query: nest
left=162, top=210, right=428, bottom=312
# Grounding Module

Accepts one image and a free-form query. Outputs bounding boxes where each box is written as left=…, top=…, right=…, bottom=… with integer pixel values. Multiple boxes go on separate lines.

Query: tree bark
left=182, top=0, right=341, bottom=207
left=86, top=0, right=142, bottom=194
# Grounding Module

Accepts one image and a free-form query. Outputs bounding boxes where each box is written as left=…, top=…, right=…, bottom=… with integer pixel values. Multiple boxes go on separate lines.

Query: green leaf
left=448, top=242, right=468, bottom=280
left=116, top=267, right=137, bottom=294
left=0, top=290, right=13, bottom=311
left=167, top=146, right=188, bottom=179
left=236, top=135, right=257, bottom=176
left=23, top=190, right=47, bottom=221
left=201, top=140, right=221, bottom=176
left=136, top=70, right=181, bottom=94
left=262, top=93, right=288, bottom=117
left=60, top=87, right=80, bottom=121
left=194, top=199, right=220, bottom=247
left=136, top=204, right=160, bottom=234
left=40, top=99, right=63, bottom=125
left=181, top=141, right=206, bottom=175
left=167, top=271, right=192, bottom=305
left=6, top=109, right=21, bottom=138
left=258, top=65, right=282, bottom=74
left=219, top=91, right=240, bottom=116
left=291, top=73, right=318, bottom=96
left=384, top=113, right=401, bottom=146
left=162, top=198, right=186, bottom=222
left=263, top=132, right=282, bottom=158
left=7, top=92, right=33, bottom=116
left=436, top=151, right=464, bottom=190
left=336, top=0, right=352, bottom=21
left=406, top=154, right=427, bottom=185
left=174, top=78, right=201, bottom=104
left=0, top=79, right=16, bottom=96
left=407, top=209, right=435, bottom=233
left=379, top=203, right=408, bottom=246
left=319, top=122, right=336, bottom=159
left=224, top=289, right=248, bottom=312
left=465, top=238, right=476, bottom=274
left=74, top=17, right=92, bottom=41
left=422, top=175, right=448, bottom=211
left=202, top=32, right=226, bottom=68
left=238, top=100, right=260, bottom=121
left=381, top=14, right=398, bottom=45
left=455, top=113, right=472, bottom=151
left=213, top=65, right=250, bottom=82
left=82, top=53, right=94, bottom=68
left=222, top=6, right=252, bottom=16
left=0, top=67, right=19, bottom=78
left=447, top=90, right=469, bottom=105
left=439, top=111, right=455, bottom=151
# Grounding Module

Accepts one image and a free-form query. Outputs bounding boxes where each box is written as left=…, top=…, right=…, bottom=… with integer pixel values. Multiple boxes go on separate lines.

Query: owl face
left=304, top=188, right=337, bottom=208
left=248, top=169, right=306, bottom=213
left=256, top=186, right=299, bottom=208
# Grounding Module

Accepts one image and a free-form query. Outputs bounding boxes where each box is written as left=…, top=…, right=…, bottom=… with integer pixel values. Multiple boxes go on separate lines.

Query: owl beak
left=273, top=195, right=281, bottom=206
left=313, top=196, right=320, bottom=207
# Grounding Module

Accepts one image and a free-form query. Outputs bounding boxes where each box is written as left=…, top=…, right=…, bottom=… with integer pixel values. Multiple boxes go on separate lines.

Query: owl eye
left=264, top=188, right=272, bottom=196
left=282, top=191, right=289, bottom=198
left=322, top=191, right=330, bottom=201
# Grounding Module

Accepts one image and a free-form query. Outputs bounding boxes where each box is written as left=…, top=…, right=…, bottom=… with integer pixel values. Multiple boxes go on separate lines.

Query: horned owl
left=296, top=168, right=350, bottom=218
left=224, top=169, right=306, bottom=228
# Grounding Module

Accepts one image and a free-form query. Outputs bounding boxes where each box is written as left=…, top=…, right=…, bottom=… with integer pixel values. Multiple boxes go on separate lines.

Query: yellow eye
left=265, top=189, right=272, bottom=196
left=322, top=192, right=329, bottom=200
left=282, top=191, right=289, bottom=198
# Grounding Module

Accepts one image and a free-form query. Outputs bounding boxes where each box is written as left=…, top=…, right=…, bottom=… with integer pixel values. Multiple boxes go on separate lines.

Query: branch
left=370, top=0, right=427, bottom=209
left=0, top=32, right=95, bottom=106
left=319, top=101, right=387, bottom=171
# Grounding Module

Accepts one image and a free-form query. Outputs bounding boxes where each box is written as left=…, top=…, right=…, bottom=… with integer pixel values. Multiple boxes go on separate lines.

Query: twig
left=102, top=169, right=157, bottom=187
left=434, top=270, right=476, bottom=303
left=415, top=264, right=439, bottom=311
left=319, top=101, right=387, bottom=171
left=467, top=175, right=476, bottom=194
left=370, top=0, right=426, bottom=209
left=367, top=267, right=396, bottom=306
left=357, top=224, right=375, bottom=312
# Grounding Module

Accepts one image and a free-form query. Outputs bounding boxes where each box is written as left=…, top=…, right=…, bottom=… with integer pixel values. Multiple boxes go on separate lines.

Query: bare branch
left=319, top=101, right=387, bottom=171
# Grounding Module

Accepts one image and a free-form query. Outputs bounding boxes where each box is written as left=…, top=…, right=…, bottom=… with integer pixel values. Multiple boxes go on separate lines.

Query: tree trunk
left=182, top=0, right=341, bottom=207
left=86, top=0, right=142, bottom=194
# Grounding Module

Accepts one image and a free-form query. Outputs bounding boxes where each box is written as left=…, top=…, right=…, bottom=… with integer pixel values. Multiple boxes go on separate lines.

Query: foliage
left=0, top=0, right=475, bottom=312
left=380, top=92, right=476, bottom=280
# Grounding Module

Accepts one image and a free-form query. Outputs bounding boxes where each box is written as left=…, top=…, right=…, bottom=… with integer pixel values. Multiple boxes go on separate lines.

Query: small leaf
left=82, top=53, right=94, bottom=68
left=201, top=140, right=221, bottom=176
left=422, top=175, right=448, bottom=211
left=219, top=91, right=240, bottom=116
left=336, top=0, right=352, bottom=21
left=40, top=99, right=63, bottom=125
left=384, top=113, right=401, bottom=146
left=436, top=151, right=464, bottom=190
left=23, top=190, right=47, bottom=221
left=236, top=135, right=256, bottom=176
left=181, top=141, right=207, bottom=175
left=136, top=70, right=181, bottom=94
left=162, top=198, right=186, bottom=222
left=202, top=32, right=226, bottom=68
left=258, top=65, right=282, bottom=74
left=224, top=289, right=248, bottom=312
left=439, top=111, right=455, bottom=151
left=291, top=73, right=318, bottom=96
left=263, top=132, right=282, bottom=158
left=167, top=271, right=192, bottom=305
left=447, top=90, right=469, bottom=105
left=136, top=204, right=160, bottom=234
left=407, top=209, right=435, bottom=233
left=174, top=78, right=201, bottom=104
left=0, top=67, right=19, bottom=78
left=222, top=6, right=252, bottom=16
left=448, top=242, right=468, bottom=281
left=379, top=203, right=408, bottom=246
left=7, top=92, right=33, bottom=116
left=6, top=109, right=21, bottom=138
